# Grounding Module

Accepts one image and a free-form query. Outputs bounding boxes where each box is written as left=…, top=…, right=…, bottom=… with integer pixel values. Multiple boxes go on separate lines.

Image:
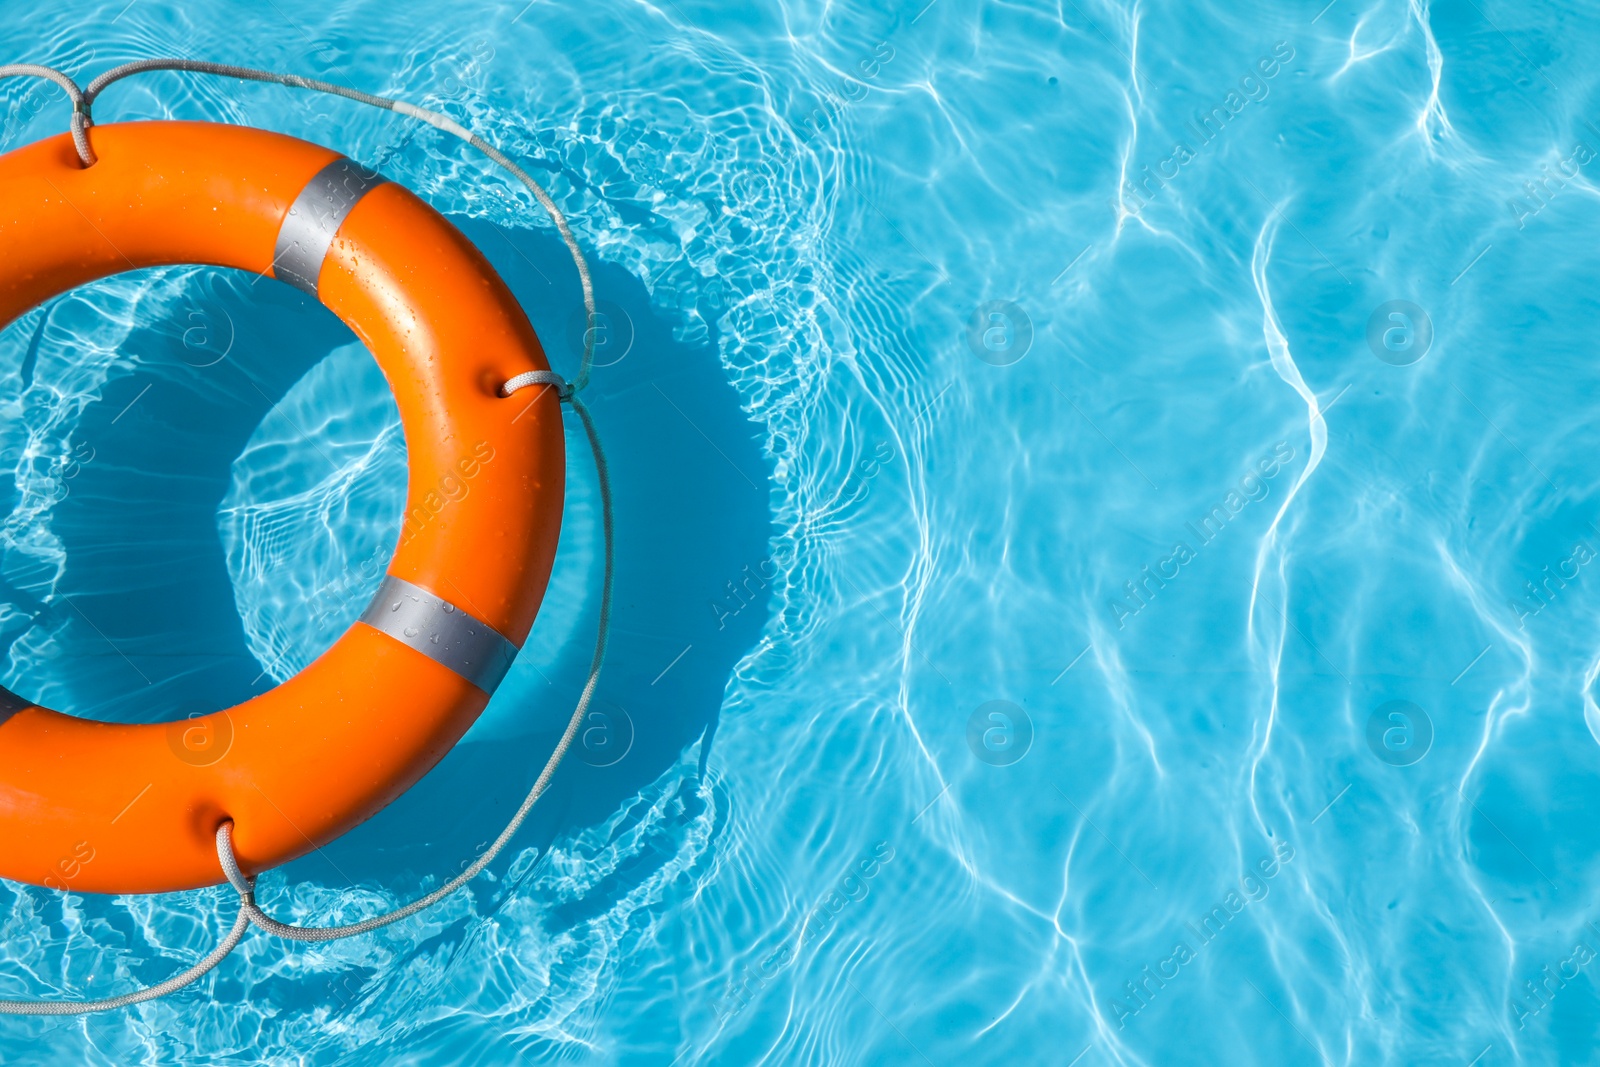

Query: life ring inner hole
left=0, top=262, right=403, bottom=726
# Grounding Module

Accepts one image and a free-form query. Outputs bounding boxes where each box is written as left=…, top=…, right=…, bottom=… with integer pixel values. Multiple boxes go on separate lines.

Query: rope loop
left=0, top=64, right=95, bottom=165
left=501, top=369, right=574, bottom=402
left=215, top=822, right=255, bottom=898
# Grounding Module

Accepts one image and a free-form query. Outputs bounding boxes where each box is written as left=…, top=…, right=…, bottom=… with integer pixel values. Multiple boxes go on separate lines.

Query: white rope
left=0, top=65, right=92, bottom=163
left=0, top=902, right=252, bottom=1015
left=75, top=58, right=598, bottom=388
left=0, top=59, right=613, bottom=1013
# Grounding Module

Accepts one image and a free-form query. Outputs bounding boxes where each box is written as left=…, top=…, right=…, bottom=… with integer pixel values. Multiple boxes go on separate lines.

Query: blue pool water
left=1, top=0, right=1599, bottom=1063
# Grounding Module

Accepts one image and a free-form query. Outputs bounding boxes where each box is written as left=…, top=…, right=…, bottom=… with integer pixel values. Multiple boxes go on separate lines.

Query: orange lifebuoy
left=0, top=120, right=565, bottom=895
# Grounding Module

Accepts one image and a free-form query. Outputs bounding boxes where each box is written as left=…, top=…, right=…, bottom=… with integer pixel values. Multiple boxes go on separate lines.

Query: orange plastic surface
left=0, top=121, right=564, bottom=894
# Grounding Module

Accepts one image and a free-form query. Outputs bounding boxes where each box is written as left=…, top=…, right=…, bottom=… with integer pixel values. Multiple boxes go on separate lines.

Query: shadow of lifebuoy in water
left=343, top=216, right=774, bottom=877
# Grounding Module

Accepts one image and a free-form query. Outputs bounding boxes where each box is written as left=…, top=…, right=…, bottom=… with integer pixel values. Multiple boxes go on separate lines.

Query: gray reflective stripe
left=358, top=575, right=518, bottom=693
left=272, top=157, right=387, bottom=296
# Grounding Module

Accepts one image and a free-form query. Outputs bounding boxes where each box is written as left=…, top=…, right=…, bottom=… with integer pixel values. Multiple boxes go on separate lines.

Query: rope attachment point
left=215, top=822, right=255, bottom=901
left=501, top=369, right=573, bottom=401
